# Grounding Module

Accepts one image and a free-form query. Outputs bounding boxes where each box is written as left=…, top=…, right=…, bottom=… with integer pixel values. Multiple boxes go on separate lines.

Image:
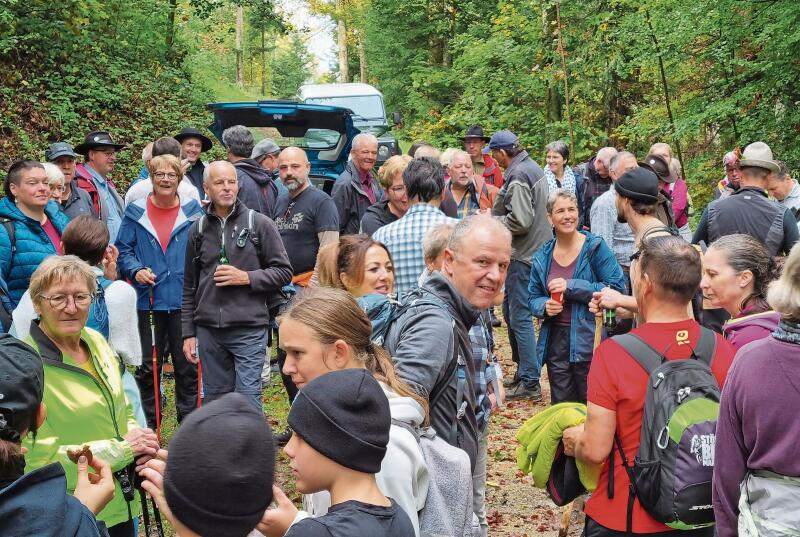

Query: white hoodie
left=302, top=382, right=430, bottom=536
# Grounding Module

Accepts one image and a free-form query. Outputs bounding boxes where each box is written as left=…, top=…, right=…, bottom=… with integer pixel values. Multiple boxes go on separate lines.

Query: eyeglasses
left=389, top=185, right=406, bottom=194
left=38, top=293, right=94, bottom=310
left=50, top=185, right=66, bottom=192
left=153, top=172, right=179, bottom=180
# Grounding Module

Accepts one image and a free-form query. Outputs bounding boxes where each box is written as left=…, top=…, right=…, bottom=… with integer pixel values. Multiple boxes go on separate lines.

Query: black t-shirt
left=285, top=499, right=415, bottom=537
left=274, top=185, right=339, bottom=274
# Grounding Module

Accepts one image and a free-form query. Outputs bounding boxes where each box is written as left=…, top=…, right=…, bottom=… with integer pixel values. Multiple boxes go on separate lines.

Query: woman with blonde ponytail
left=276, top=287, right=429, bottom=536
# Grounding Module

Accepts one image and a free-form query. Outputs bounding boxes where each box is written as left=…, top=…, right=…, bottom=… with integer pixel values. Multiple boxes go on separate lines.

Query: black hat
left=461, top=125, right=490, bottom=142
left=74, top=131, right=126, bottom=156
left=614, top=166, right=659, bottom=203
left=639, top=154, right=676, bottom=184
left=174, top=127, right=213, bottom=153
left=546, top=441, right=587, bottom=507
left=288, top=369, right=390, bottom=473
left=163, top=393, right=275, bottom=537
left=0, top=334, right=44, bottom=442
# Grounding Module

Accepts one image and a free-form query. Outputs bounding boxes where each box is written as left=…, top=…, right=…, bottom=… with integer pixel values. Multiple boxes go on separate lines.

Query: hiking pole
left=148, top=280, right=161, bottom=443
left=558, top=315, right=604, bottom=537
left=139, top=489, right=152, bottom=536
left=151, top=496, right=165, bottom=537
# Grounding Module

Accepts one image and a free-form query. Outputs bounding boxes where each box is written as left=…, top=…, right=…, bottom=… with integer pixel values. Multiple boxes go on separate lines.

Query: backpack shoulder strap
left=612, top=333, right=663, bottom=375
left=197, top=214, right=206, bottom=234
left=391, top=418, right=420, bottom=443
left=248, top=209, right=254, bottom=230
left=1, top=218, right=16, bottom=253
left=692, top=326, right=717, bottom=367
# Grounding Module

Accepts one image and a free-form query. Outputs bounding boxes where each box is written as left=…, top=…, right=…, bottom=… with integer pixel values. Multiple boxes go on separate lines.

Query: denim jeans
left=506, top=260, right=540, bottom=386
left=196, top=325, right=268, bottom=411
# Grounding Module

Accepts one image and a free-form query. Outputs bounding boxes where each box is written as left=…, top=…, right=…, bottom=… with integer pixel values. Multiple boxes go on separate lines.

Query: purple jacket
left=712, top=335, right=800, bottom=537
left=665, top=179, right=690, bottom=228
left=722, top=310, right=780, bottom=350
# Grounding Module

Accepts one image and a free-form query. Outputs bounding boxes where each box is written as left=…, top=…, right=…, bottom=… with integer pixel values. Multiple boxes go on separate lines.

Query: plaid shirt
left=373, top=203, right=458, bottom=297
left=469, top=312, right=497, bottom=433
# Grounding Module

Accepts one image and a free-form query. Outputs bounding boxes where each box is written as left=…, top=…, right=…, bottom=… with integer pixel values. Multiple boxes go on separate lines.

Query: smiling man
left=383, top=214, right=512, bottom=473
left=0, top=161, right=71, bottom=308
left=333, top=133, right=383, bottom=234
left=174, top=127, right=213, bottom=198
left=74, top=131, right=127, bottom=243
left=181, top=160, right=292, bottom=410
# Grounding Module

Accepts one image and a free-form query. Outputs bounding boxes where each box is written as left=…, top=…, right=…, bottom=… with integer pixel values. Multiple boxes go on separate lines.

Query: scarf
left=544, top=165, right=577, bottom=194
left=773, top=318, right=800, bottom=344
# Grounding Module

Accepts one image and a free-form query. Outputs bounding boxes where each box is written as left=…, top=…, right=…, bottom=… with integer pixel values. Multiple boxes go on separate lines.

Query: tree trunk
left=338, top=18, right=349, bottom=82
left=261, top=29, right=267, bottom=96
left=236, top=6, right=244, bottom=88
left=555, top=0, right=575, bottom=149
left=358, top=31, right=367, bottom=82
left=165, top=0, right=177, bottom=54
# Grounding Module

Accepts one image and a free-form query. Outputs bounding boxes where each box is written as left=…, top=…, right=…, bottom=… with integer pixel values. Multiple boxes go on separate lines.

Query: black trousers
left=583, top=517, right=713, bottom=537
left=545, top=323, right=590, bottom=405
left=135, top=310, right=198, bottom=429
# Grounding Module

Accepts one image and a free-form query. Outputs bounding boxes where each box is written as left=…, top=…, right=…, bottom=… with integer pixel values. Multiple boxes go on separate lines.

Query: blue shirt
left=85, top=165, right=124, bottom=243
left=468, top=314, right=497, bottom=432
left=372, top=203, right=458, bottom=297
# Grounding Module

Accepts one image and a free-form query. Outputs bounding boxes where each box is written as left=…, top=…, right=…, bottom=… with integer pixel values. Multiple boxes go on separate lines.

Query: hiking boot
left=503, top=372, right=520, bottom=388
left=507, top=382, right=542, bottom=402
left=273, top=428, right=292, bottom=446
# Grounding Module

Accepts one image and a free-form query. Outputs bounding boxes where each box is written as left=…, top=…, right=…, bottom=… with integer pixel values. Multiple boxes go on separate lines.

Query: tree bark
left=555, top=0, right=575, bottom=150
left=261, top=29, right=267, bottom=96
left=165, top=0, right=177, bottom=54
left=357, top=30, right=367, bottom=82
left=236, top=6, right=244, bottom=88
left=338, top=17, right=349, bottom=82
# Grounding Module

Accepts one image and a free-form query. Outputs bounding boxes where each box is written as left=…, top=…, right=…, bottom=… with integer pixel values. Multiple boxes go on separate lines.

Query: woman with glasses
left=360, top=154, right=411, bottom=236
left=42, top=162, right=67, bottom=203
left=22, top=255, right=159, bottom=537
left=116, top=154, right=203, bottom=431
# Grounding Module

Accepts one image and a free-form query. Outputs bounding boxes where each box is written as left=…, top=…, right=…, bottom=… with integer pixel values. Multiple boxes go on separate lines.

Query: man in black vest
left=693, top=142, right=798, bottom=256
left=175, top=127, right=213, bottom=200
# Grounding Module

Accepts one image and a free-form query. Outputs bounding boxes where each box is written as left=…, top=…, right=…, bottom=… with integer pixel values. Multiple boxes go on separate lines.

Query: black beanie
left=614, top=166, right=659, bottom=203
left=0, top=334, right=44, bottom=441
left=164, top=393, right=275, bottom=537
left=288, top=369, right=390, bottom=473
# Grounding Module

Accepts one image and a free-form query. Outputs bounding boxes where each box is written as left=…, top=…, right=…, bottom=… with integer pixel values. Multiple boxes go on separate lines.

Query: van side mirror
left=392, top=111, right=402, bottom=126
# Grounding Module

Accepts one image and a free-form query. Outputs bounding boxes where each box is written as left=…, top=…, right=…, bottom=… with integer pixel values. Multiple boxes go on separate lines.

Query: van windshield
left=305, top=95, right=384, bottom=121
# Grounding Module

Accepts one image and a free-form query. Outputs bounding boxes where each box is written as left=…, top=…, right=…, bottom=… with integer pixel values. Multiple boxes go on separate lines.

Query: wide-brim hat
left=461, top=125, right=490, bottom=142
left=74, top=131, right=126, bottom=155
left=739, top=141, right=779, bottom=173
left=639, top=153, right=676, bottom=184
left=174, top=127, right=213, bottom=153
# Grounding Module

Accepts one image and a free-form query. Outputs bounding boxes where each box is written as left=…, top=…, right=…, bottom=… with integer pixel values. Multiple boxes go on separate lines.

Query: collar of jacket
left=0, top=198, right=66, bottom=229
left=507, top=150, right=530, bottom=172
left=346, top=161, right=377, bottom=187
left=423, top=272, right=481, bottom=329
left=733, top=186, right=769, bottom=198
left=28, top=320, right=67, bottom=364
left=206, top=199, right=247, bottom=222
left=81, top=163, right=118, bottom=190
left=482, top=154, right=500, bottom=178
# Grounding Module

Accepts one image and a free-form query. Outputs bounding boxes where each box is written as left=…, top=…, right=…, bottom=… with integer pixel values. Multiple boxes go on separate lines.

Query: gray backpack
left=739, top=470, right=800, bottom=536
left=611, top=327, right=719, bottom=531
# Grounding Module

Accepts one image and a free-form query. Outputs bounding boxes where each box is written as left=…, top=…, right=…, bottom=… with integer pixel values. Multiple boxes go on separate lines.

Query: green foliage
left=361, top=0, right=800, bottom=198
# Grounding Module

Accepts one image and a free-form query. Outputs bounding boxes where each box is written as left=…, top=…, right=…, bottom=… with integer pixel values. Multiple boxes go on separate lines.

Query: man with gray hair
left=332, top=132, right=383, bottom=234
left=579, top=146, right=618, bottom=230
left=222, top=125, right=280, bottom=219
left=590, top=151, right=638, bottom=271
left=182, top=160, right=292, bottom=410
left=766, top=161, right=800, bottom=218
left=446, top=150, right=497, bottom=218
left=384, top=214, right=512, bottom=477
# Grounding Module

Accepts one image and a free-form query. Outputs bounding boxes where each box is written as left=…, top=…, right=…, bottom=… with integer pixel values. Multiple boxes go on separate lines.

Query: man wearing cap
left=74, top=131, right=127, bottom=243
left=638, top=152, right=676, bottom=230
left=462, top=125, right=504, bottom=188
left=333, top=133, right=384, bottom=235
left=251, top=137, right=289, bottom=208
left=174, top=127, right=213, bottom=198
left=45, top=142, right=96, bottom=220
left=577, top=147, right=618, bottom=230
left=488, top=130, right=548, bottom=401
left=715, top=150, right=741, bottom=200
left=693, top=141, right=799, bottom=256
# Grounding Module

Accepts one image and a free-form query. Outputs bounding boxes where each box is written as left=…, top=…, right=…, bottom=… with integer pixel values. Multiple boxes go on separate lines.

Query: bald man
left=181, top=160, right=292, bottom=410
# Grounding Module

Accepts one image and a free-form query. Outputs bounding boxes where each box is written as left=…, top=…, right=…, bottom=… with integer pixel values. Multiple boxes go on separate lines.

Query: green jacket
left=22, top=321, right=141, bottom=528
left=516, top=402, right=599, bottom=491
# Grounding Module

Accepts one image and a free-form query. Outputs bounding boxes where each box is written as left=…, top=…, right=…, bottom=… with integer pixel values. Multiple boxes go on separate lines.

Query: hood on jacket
left=234, top=158, right=273, bottom=187
left=364, top=198, right=392, bottom=217
left=725, top=310, right=781, bottom=334
left=381, top=382, right=425, bottom=427
left=423, top=272, right=481, bottom=330
left=0, top=463, right=102, bottom=537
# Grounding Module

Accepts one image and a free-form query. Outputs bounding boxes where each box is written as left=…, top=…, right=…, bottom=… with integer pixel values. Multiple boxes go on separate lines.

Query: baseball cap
left=484, top=130, right=519, bottom=154
left=45, top=142, right=79, bottom=162
left=251, top=139, right=281, bottom=161
left=0, top=334, right=44, bottom=441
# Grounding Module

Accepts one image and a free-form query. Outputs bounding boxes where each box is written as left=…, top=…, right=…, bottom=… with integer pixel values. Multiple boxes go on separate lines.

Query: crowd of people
left=0, top=122, right=798, bottom=537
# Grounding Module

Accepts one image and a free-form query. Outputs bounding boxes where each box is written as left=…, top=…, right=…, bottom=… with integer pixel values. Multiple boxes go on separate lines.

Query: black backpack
left=610, top=327, right=720, bottom=531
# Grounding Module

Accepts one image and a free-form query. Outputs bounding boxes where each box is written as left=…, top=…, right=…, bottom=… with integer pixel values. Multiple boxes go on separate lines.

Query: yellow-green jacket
left=22, top=321, right=141, bottom=528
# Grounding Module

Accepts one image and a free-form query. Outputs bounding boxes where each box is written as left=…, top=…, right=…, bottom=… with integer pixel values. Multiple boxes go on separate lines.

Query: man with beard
left=223, top=125, right=280, bottom=219
left=446, top=150, right=497, bottom=218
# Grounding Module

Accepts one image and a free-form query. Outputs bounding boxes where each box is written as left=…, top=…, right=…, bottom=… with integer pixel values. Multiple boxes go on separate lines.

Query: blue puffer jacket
left=0, top=197, right=71, bottom=308
left=528, top=232, right=626, bottom=363
left=115, top=197, right=203, bottom=310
